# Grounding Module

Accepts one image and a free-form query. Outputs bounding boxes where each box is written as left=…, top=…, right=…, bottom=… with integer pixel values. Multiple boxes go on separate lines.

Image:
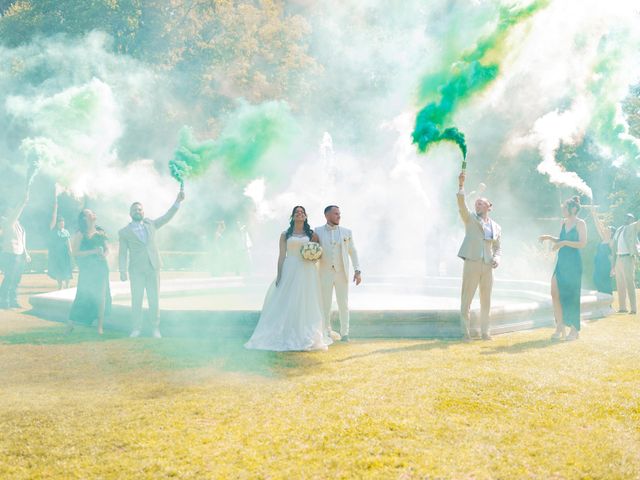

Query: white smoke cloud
left=7, top=78, right=122, bottom=196
left=1, top=1, right=639, bottom=280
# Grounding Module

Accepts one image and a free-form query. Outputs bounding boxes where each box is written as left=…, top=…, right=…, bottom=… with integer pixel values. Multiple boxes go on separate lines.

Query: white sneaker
left=129, top=329, right=141, bottom=338
left=152, top=329, right=162, bottom=339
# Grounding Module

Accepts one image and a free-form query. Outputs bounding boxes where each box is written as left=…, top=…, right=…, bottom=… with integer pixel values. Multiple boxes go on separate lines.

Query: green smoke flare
left=412, top=0, right=549, bottom=160
left=169, top=100, right=297, bottom=184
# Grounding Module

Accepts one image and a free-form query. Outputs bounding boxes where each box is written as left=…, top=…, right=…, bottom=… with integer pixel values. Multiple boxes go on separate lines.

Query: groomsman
left=612, top=213, right=639, bottom=314
left=0, top=189, right=31, bottom=309
left=119, top=189, right=184, bottom=338
left=315, top=205, right=361, bottom=342
left=457, top=171, right=501, bottom=340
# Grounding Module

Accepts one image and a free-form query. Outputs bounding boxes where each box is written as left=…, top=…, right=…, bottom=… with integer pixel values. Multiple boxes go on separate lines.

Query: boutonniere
left=343, top=236, right=351, bottom=242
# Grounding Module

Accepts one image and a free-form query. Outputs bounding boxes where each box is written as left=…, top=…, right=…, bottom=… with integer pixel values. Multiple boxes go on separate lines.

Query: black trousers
left=0, top=253, right=26, bottom=306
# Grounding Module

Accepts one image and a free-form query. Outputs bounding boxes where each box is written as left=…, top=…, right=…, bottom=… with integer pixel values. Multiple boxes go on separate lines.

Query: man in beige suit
left=119, top=190, right=184, bottom=338
left=612, top=213, right=639, bottom=314
left=457, top=171, right=501, bottom=340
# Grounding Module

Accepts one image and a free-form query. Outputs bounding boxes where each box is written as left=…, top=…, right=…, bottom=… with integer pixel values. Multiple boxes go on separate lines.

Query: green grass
left=1, top=307, right=639, bottom=479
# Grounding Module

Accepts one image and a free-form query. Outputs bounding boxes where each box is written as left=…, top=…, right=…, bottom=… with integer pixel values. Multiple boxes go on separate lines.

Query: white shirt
left=2, top=221, right=26, bottom=255
left=130, top=221, right=148, bottom=243
left=476, top=214, right=494, bottom=262
left=616, top=226, right=630, bottom=255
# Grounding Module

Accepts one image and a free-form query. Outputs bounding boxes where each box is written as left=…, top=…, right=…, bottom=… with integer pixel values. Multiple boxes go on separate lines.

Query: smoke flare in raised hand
left=412, top=1, right=549, bottom=160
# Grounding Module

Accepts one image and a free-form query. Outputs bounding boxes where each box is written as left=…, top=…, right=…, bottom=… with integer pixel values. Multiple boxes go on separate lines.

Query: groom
left=315, top=205, right=361, bottom=342
left=119, top=189, right=185, bottom=338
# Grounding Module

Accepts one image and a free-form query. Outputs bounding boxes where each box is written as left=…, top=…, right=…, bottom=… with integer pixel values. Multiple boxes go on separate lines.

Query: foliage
left=0, top=0, right=319, bottom=107
left=622, top=83, right=640, bottom=140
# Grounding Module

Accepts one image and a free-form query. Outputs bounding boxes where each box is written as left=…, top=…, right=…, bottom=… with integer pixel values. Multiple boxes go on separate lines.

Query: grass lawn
left=1, top=276, right=639, bottom=479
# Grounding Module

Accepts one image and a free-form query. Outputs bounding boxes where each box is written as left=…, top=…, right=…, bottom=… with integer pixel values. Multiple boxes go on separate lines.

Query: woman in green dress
left=539, top=196, right=587, bottom=341
left=68, top=209, right=112, bottom=335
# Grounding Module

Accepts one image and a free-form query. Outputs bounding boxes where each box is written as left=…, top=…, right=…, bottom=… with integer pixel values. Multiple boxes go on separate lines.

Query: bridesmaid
left=47, top=190, right=73, bottom=289
left=588, top=207, right=614, bottom=295
left=539, top=196, right=587, bottom=341
left=67, top=209, right=112, bottom=334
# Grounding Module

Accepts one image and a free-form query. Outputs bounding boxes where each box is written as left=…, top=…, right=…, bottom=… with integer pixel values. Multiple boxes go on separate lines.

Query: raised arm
left=589, top=208, right=609, bottom=242
left=457, top=171, right=470, bottom=223
left=152, top=190, right=185, bottom=229
left=275, top=233, right=287, bottom=286
left=49, top=189, right=59, bottom=230
left=6, top=189, right=30, bottom=226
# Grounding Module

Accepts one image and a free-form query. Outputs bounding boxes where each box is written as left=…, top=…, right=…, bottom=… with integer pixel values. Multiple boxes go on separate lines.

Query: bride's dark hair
left=285, top=205, right=313, bottom=240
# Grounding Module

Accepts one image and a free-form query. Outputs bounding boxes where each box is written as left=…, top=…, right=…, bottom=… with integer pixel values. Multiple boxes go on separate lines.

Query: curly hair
left=77, top=210, right=107, bottom=239
left=77, top=210, right=91, bottom=236
left=565, top=196, right=581, bottom=215
left=285, top=205, right=313, bottom=240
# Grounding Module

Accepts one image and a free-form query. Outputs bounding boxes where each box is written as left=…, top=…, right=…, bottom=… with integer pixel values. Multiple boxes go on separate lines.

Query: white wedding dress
left=245, top=234, right=329, bottom=351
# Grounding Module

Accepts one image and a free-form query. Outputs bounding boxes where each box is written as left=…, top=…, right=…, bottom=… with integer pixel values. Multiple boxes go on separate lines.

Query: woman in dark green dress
left=68, top=209, right=112, bottom=334
left=539, top=196, right=587, bottom=341
left=48, top=217, right=73, bottom=289
left=48, top=192, right=73, bottom=289
left=588, top=207, right=614, bottom=295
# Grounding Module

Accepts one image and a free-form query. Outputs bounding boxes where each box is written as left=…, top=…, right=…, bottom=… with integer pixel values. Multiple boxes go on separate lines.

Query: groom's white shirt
left=315, top=224, right=360, bottom=280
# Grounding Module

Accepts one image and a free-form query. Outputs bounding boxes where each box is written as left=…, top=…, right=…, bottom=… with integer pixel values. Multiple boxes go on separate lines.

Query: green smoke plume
left=588, top=36, right=640, bottom=166
left=412, top=0, right=549, bottom=160
left=169, top=100, right=298, bottom=185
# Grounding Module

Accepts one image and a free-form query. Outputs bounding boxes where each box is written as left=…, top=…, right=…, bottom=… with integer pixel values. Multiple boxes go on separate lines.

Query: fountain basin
left=28, top=275, right=612, bottom=338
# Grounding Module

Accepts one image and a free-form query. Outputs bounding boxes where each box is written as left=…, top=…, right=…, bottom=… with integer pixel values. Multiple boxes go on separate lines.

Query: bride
left=245, top=206, right=330, bottom=351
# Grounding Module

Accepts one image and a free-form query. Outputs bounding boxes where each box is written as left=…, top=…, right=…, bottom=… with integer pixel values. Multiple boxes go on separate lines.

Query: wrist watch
left=354, top=270, right=361, bottom=275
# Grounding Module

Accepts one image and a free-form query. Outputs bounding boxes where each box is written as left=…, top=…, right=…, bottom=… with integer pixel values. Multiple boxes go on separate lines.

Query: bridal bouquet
left=300, top=242, right=323, bottom=261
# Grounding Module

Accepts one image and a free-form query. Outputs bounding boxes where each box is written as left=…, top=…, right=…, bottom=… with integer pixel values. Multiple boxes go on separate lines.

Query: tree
left=622, top=83, right=640, bottom=140
left=0, top=0, right=319, bottom=109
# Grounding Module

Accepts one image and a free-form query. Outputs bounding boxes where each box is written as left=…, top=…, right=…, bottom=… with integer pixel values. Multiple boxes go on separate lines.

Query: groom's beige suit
left=315, top=224, right=360, bottom=337
left=457, top=189, right=501, bottom=336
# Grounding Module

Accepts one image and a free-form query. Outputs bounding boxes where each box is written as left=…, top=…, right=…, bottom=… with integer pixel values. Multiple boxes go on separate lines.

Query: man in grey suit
left=611, top=213, right=639, bottom=314
left=457, top=171, right=501, bottom=340
left=119, top=190, right=184, bottom=338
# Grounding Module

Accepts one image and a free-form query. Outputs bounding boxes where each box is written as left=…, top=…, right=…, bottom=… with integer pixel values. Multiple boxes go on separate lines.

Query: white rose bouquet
left=300, top=242, right=323, bottom=261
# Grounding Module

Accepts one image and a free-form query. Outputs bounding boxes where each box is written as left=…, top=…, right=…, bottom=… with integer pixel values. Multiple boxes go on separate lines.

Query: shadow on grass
left=133, top=337, right=325, bottom=377
left=333, top=339, right=454, bottom=363
left=0, top=325, right=124, bottom=345
left=1, top=323, right=323, bottom=377
left=480, top=338, right=559, bottom=355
